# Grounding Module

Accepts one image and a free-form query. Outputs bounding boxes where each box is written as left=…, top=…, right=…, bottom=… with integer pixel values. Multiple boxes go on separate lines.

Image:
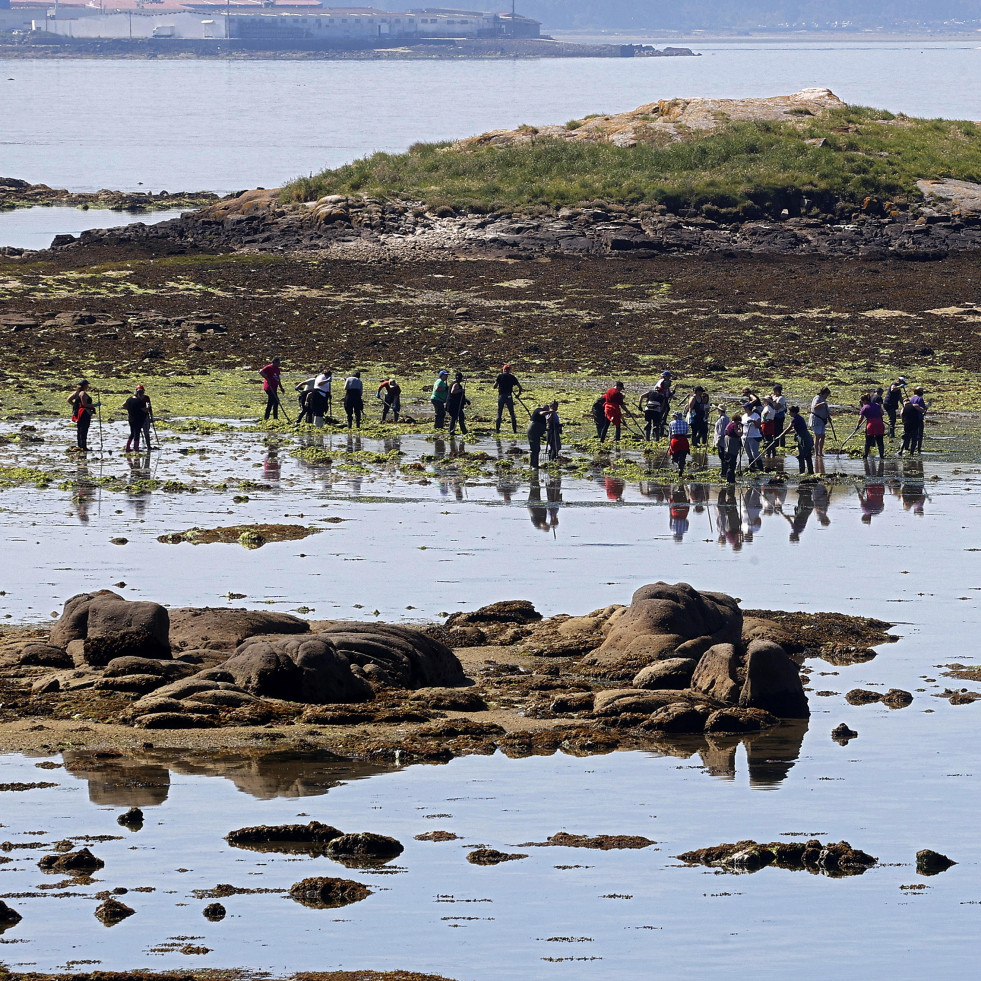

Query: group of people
left=590, top=372, right=929, bottom=481
left=66, top=380, right=154, bottom=453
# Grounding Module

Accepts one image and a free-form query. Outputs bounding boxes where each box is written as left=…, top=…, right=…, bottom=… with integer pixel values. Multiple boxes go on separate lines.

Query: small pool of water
left=0, top=206, right=187, bottom=250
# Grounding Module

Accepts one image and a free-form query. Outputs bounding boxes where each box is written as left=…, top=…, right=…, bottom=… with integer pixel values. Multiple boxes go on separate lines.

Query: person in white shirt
left=743, top=409, right=763, bottom=471
left=344, top=371, right=364, bottom=429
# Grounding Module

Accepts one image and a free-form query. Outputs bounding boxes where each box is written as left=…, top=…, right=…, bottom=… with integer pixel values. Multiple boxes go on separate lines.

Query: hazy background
left=371, top=1, right=981, bottom=32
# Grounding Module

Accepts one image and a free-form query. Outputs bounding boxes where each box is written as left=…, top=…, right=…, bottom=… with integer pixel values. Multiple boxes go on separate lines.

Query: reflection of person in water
left=72, top=460, right=94, bottom=522
left=900, top=459, right=926, bottom=515
left=811, top=480, right=832, bottom=526
left=716, top=486, right=743, bottom=551
left=126, top=451, right=151, bottom=519
left=781, top=485, right=814, bottom=542
left=527, top=473, right=561, bottom=534
left=605, top=477, right=625, bottom=502
left=264, top=449, right=281, bottom=481
left=669, top=486, right=690, bottom=541
left=858, top=460, right=886, bottom=524
left=742, top=486, right=763, bottom=541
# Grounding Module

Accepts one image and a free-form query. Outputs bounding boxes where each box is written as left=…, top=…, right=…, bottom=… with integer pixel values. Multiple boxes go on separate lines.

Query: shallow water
left=1, top=416, right=980, bottom=976
left=0, top=206, right=187, bottom=250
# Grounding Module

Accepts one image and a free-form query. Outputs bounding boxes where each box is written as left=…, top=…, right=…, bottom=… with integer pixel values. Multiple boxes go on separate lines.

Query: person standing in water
left=68, top=379, right=96, bottom=452
left=123, top=385, right=150, bottom=453
left=377, top=376, right=401, bottom=423
left=494, top=364, right=522, bottom=434
left=527, top=402, right=549, bottom=469
left=343, top=370, right=364, bottom=429
left=447, top=372, right=469, bottom=436
left=431, top=370, right=449, bottom=429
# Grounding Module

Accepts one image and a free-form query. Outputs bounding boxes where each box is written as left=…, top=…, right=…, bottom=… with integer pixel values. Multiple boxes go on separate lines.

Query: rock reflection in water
left=648, top=720, right=807, bottom=788
left=62, top=750, right=397, bottom=805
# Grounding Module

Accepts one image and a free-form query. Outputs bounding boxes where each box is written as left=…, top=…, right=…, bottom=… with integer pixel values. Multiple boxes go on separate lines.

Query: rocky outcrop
left=677, top=839, right=877, bottom=876
left=95, top=898, right=135, bottom=925
left=580, top=582, right=742, bottom=680
left=467, top=849, right=528, bottom=865
left=289, top=876, right=371, bottom=909
left=916, top=849, right=956, bottom=875
left=51, top=590, right=170, bottom=664
left=326, top=832, right=404, bottom=866
left=739, top=640, right=809, bottom=718
left=0, top=176, right=217, bottom=212
left=452, top=89, right=846, bottom=151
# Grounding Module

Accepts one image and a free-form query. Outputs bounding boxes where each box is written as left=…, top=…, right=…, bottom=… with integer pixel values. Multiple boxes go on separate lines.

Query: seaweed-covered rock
left=103, top=656, right=194, bottom=679
left=644, top=702, right=711, bottom=733
left=677, top=838, right=876, bottom=876
left=410, top=687, right=487, bottom=711
left=739, top=640, right=809, bottom=718
left=39, top=847, right=104, bottom=874
left=226, top=821, right=343, bottom=851
left=50, top=591, right=171, bottom=664
left=579, top=583, right=742, bottom=680
left=203, top=902, right=226, bottom=920
left=95, top=898, right=134, bottom=925
left=325, top=832, right=404, bottom=865
left=0, top=901, right=22, bottom=926
left=467, top=848, right=528, bottom=865
left=133, top=711, right=216, bottom=729
left=592, top=688, right=685, bottom=717
left=916, top=849, right=956, bottom=875
left=117, top=807, right=144, bottom=830
left=14, top=643, right=73, bottom=668
left=288, top=876, right=372, bottom=909
left=519, top=832, right=655, bottom=850
left=446, top=600, right=542, bottom=627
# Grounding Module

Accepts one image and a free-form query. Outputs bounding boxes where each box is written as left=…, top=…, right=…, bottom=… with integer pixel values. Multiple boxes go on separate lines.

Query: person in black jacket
left=528, top=403, right=549, bottom=468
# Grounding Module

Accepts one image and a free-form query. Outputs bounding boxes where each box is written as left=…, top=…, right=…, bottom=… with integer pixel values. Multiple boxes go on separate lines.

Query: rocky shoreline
left=0, top=177, right=218, bottom=215
left=25, top=182, right=981, bottom=261
left=0, top=583, right=896, bottom=760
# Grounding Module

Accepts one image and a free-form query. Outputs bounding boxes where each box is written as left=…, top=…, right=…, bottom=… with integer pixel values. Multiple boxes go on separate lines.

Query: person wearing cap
left=809, top=386, right=832, bottom=457
left=123, top=385, right=152, bottom=452
left=546, top=400, right=562, bottom=461
left=883, top=377, right=906, bottom=439
left=430, top=370, right=450, bottom=428
left=259, top=357, right=285, bottom=421
left=602, top=381, right=626, bottom=442
left=668, top=410, right=691, bottom=477
left=720, top=412, right=743, bottom=484
left=494, top=364, right=522, bottom=434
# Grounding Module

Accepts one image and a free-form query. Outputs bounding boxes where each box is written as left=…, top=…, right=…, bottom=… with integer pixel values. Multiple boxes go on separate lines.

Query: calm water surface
left=0, top=419, right=979, bottom=975
left=0, top=205, right=186, bottom=250
left=1, top=42, right=978, bottom=194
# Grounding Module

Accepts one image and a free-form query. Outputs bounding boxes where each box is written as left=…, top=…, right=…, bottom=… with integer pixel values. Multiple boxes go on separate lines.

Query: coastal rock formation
left=677, top=839, right=877, bottom=876
left=580, top=582, right=743, bottom=679
left=452, top=88, right=846, bottom=150
left=288, top=876, right=372, bottom=909
left=168, top=607, right=310, bottom=652
left=51, top=590, right=170, bottom=664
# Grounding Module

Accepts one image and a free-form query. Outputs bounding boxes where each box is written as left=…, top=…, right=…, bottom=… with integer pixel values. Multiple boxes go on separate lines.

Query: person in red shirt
left=602, top=381, right=626, bottom=442
left=259, top=357, right=285, bottom=421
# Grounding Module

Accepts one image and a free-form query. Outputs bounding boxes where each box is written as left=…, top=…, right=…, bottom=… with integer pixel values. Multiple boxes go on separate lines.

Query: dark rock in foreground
left=677, top=839, right=877, bottom=876
left=226, top=820, right=343, bottom=851
left=39, top=847, right=104, bottom=874
left=51, top=590, right=170, bottom=664
left=289, top=876, right=372, bottom=909
left=0, top=900, right=22, bottom=926
left=325, top=832, right=404, bottom=865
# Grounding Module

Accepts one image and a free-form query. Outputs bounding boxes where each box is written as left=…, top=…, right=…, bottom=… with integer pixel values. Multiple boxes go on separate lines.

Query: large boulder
left=690, top=643, right=741, bottom=703
left=311, top=622, right=465, bottom=688
left=579, top=583, right=742, bottom=680
left=168, top=607, right=309, bottom=652
left=223, top=636, right=371, bottom=704
left=50, top=591, right=170, bottom=664
left=739, top=640, right=809, bottom=718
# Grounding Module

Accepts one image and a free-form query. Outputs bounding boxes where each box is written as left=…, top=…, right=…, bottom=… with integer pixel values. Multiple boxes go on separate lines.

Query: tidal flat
left=1, top=241, right=980, bottom=979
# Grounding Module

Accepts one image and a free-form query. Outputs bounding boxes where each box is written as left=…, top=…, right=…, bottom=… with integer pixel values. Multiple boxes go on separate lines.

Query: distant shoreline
left=0, top=35, right=697, bottom=61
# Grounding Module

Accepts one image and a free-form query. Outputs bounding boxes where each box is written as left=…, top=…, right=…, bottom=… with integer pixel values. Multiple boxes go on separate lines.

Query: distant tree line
left=369, top=1, right=981, bottom=31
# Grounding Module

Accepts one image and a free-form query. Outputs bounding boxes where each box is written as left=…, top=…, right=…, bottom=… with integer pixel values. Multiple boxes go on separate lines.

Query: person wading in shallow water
left=377, top=376, right=401, bottom=423
left=602, top=381, right=626, bottom=442
left=447, top=372, right=469, bottom=436
left=809, top=386, right=832, bottom=457
left=67, top=379, right=96, bottom=452
left=430, top=369, right=449, bottom=429
left=343, top=370, right=364, bottom=429
left=527, top=402, right=550, bottom=469
left=494, top=364, right=523, bottom=434
left=123, top=385, right=150, bottom=453
left=259, top=357, right=285, bottom=421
